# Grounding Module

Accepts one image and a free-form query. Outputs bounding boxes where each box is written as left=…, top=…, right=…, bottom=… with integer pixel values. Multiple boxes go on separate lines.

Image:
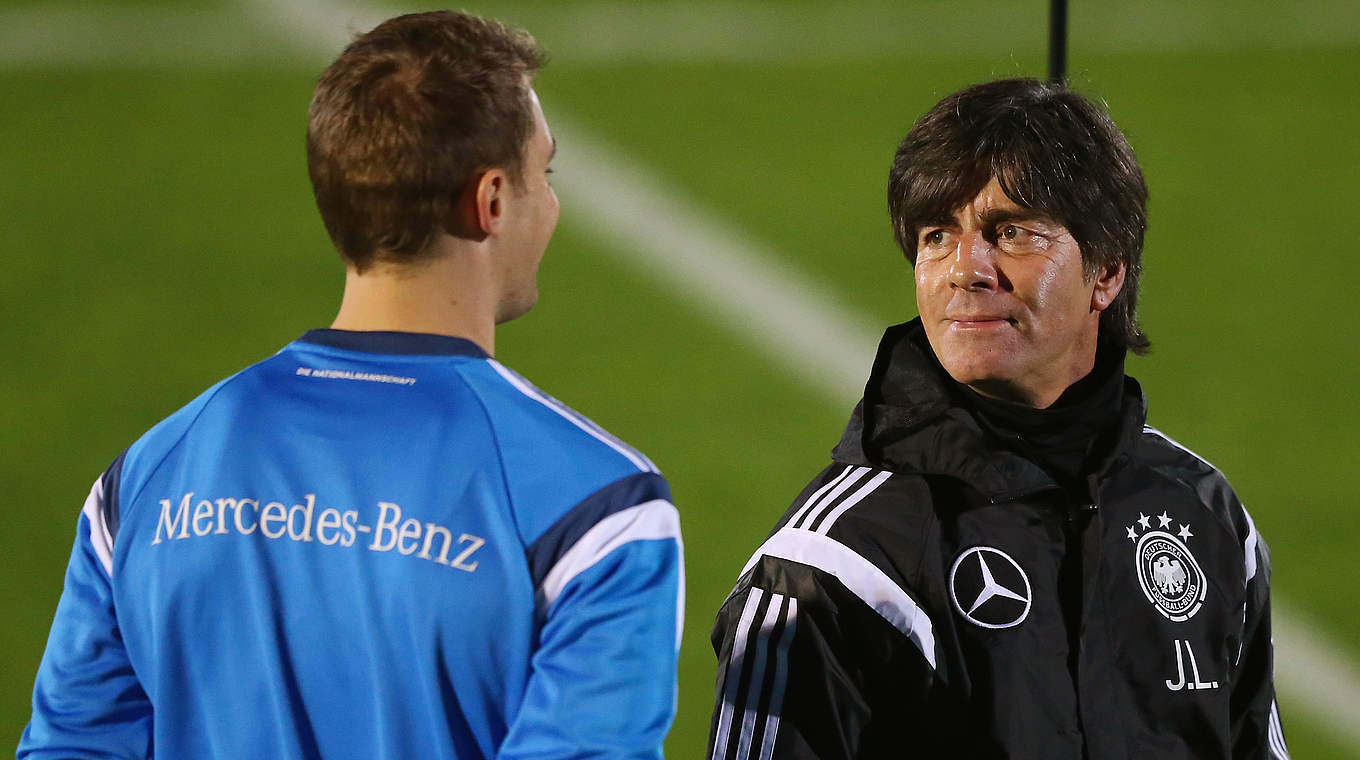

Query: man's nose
left=947, top=230, right=998, bottom=291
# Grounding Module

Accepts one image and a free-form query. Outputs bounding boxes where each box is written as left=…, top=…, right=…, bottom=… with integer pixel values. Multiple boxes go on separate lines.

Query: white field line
left=6, top=0, right=1359, bottom=751
left=458, top=0, right=1360, bottom=60
left=550, top=122, right=877, bottom=402
left=0, top=6, right=276, bottom=68
left=3, top=0, right=1360, bottom=67
left=1272, top=602, right=1360, bottom=750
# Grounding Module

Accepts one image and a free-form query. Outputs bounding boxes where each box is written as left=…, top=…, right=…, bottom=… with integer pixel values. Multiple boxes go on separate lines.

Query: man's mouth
left=946, top=316, right=1014, bottom=328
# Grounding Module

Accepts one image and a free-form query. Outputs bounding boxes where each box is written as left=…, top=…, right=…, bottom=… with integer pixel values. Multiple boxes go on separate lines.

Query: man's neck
left=957, top=335, right=1128, bottom=491
left=331, top=244, right=497, bottom=355
left=965, top=332, right=1101, bottom=410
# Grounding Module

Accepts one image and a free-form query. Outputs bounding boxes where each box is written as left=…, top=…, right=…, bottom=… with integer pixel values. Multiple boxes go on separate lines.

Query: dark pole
left=1048, top=0, right=1068, bottom=85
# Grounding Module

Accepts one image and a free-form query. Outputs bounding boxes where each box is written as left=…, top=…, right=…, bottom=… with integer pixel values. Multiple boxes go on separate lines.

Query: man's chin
left=933, top=333, right=1013, bottom=373
left=495, top=291, right=539, bottom=325
left=937, top=354, right=1018, bottom=393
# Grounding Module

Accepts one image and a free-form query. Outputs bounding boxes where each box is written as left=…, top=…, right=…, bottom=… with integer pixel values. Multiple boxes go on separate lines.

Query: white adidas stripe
left=757, top=597, right=796, bottom=760
left=785, top=465, right=854, bottom=529
left=716, top=592, right=798, bottom=760
left=814, top=469, right=893, bottom=535
left=711, top=588, right=766, bottom=760
left=745, top=528, right=936, bottom=669
left=1268, top=699, right=1290, bottom=759
left=791, top=467, right=868, bottom=529
left=732, top=594, right=785, bottom=760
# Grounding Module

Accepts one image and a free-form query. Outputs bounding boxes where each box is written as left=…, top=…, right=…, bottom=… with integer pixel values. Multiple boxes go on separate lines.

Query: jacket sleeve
left=708, top=552, right=937, bottom=760
left=497, top=488, right=683, bottom=760
left=19, top=464, right=153, bottom=759
left=1230, top=519, right=1290, bottom=760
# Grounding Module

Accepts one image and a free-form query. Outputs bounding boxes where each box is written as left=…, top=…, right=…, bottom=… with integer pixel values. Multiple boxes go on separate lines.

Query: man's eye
left=923, top=230, right=945, bottom=246
left=997, top=224, right=1043, bottom=249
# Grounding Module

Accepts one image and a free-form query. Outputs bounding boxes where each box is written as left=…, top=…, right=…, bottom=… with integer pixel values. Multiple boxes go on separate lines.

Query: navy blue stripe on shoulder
left=99, top=450, right=127, bottom=540
left=298, top=329, right=489, bottom=358
left=525, top=472, right=671, bottom=590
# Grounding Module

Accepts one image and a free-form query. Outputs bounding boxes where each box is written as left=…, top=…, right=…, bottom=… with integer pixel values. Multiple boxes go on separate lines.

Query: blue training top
left=20, top=330, right=683, bottom=760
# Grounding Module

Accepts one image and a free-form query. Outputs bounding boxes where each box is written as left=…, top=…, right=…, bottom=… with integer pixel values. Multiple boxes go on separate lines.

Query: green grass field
left=3, top=1, right=1357, bottom=757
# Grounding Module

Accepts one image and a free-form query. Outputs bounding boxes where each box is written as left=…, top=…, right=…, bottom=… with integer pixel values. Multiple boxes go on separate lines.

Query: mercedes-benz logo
left=949, top=546, right=1032, bottom=629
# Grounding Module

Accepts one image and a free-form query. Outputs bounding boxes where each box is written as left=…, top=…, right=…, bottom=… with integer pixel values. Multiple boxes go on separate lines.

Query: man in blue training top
left=20, top=11, right=683, bottom=759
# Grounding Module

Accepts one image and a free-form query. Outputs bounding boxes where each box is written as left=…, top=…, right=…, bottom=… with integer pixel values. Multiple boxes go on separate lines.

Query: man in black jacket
left=708, top=78, right=1289, bottom=759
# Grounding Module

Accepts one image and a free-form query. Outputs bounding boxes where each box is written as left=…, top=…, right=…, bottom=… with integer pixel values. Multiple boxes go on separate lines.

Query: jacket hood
left=831, top=319, right=1148, bottom=503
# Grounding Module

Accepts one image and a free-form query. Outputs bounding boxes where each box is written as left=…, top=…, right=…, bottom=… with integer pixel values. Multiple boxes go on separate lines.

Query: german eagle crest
left=1127, top=511, right=1206, bottom=622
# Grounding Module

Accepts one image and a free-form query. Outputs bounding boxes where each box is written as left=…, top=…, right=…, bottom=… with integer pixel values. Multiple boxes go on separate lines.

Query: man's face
left=913, top=178, right=1121, bottom=408
left=495, top=86, right=559, bottom=324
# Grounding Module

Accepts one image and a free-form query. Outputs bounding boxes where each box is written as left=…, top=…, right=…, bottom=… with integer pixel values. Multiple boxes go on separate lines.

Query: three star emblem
left=1128, top=512, right=1193, bottom=542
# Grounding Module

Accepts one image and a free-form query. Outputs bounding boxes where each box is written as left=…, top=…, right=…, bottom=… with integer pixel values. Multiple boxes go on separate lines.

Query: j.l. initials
left=1165, top=639, right=1218, bottom=691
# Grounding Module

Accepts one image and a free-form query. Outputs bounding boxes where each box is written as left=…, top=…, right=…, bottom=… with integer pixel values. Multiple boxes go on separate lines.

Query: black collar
left=833, top=319, right=1147, bottom=503
left=959, top=335, right=1128, bottom=494
left=298, top=329, right=489, bottom=358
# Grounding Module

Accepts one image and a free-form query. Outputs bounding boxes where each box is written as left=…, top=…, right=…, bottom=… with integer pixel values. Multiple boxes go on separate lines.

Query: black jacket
left=709, top=321, right=1288, bottom=759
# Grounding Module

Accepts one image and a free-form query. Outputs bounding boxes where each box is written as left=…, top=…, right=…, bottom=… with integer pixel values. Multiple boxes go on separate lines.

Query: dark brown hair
left=889, top=78, right=1151, bottom=354
left=306, top=11, right=546, bottom=271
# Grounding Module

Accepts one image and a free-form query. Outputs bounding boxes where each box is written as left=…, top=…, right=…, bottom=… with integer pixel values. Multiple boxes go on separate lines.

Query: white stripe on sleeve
left=733, top=593, right=786, bottom=760
left=786, top=465, right=858, bottom=529
left=81, top=476, right=114, bottom=577
left=536, top=499, right=683, bottom=646
left=713, top=591, right=798, bottom=760
left=712, top=588, right=766, bottom=760
left=744, top=527, right=936, bottom=669
left=757, top=597, right=796, bottom=760
left=1242, top=505, right=1259, bottom=584
left=792, top=466, right=868, bottom=529
left=1269, top=698, right=1290, bottom=759
left=815, top=469, right=892, bottom=535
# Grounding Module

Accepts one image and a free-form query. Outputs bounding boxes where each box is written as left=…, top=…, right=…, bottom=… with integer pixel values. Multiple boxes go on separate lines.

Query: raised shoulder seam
left=484, top=360, right=658, bottom=475
left=446, top=360, right=527, bottom=547
left=1140, top=424, right=1257, bottom=583
left=1140, top=425, right=1237, bottom=504
left=1141, top=424, right=1222, bottom=472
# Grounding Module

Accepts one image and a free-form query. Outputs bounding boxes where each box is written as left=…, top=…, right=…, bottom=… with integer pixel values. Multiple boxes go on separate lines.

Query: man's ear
left=474, top=168, right=508, bottom=236
left=445, top=169, right=507, bottom=241
left=1091, top=261, right=1126, bottom=312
